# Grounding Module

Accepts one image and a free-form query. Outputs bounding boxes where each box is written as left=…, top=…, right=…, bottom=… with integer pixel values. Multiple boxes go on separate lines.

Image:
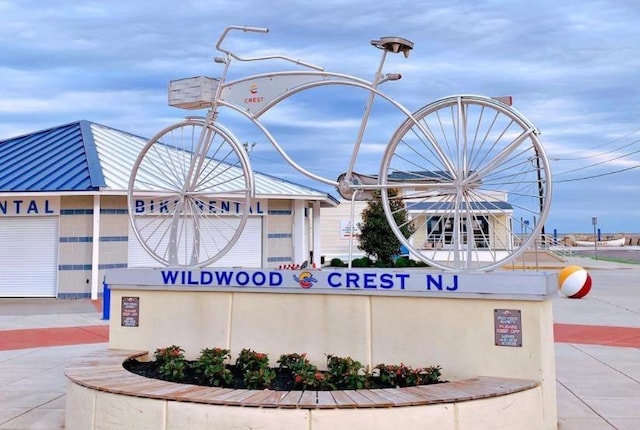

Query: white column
left=91, top=194, right=101, bottom=300
left=312, top=201, right=321, bottom=268
left=293, top=200, right=306, bottom=264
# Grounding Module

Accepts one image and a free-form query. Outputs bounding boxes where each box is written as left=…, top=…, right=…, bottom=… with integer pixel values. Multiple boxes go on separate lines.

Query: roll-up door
left=0, top=217, right=58, bottom=297
left=128, top=217, right=262, bottom=268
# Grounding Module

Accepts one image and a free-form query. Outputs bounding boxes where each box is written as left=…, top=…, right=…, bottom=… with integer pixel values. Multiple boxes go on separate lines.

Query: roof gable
left=0, top=121, right=105, bottom=192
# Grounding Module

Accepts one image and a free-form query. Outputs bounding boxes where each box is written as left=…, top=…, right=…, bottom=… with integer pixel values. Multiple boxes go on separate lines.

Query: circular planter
left=65, top=349, right=544, bottom=430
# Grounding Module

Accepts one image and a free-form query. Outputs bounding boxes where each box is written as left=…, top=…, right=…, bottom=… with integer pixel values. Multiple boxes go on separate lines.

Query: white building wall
left=319, top=200, right=368, bottom=262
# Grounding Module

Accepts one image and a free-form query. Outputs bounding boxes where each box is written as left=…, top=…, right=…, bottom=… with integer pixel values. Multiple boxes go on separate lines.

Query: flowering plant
left=278, top=353, right=331, bottom=390
left=325, top=354, right=367, bottom=390
left=374, top=363, right=443, bottom=387
left=154, top=345, right=186, bottom=382
left=130, top=346, right=444, bottom=390
left=235, top=348, right=276, bottom=389
left=192, top=347, right=232, bottom=387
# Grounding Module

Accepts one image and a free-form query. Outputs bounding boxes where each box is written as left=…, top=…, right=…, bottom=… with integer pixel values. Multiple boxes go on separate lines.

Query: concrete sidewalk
left=0, top=255, right=638, bottom=429
left=0, top=300, right=107, bottom=430
left=551, top=255, right=640, bottom=429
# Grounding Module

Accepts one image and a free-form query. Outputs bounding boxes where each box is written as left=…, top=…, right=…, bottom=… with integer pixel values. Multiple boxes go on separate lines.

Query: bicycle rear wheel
left=379, top=95, right=551, bottom=271
left=128, top=119, right=253, bottom=267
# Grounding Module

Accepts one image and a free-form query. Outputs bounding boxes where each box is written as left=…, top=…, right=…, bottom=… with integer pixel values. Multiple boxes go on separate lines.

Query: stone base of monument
left=65, top=268, right=558, bottom=430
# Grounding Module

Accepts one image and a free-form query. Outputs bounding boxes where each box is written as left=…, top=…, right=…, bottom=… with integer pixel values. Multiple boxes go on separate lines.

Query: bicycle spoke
left=380, top=96, right=550, bottom=271
left=129, top=120, right=251, bottom=267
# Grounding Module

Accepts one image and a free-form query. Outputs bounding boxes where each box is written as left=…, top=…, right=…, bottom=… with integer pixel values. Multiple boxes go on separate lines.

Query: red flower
left=294, top=375, right=303, bottom=384
left=315, top=372, right=324, bottom=381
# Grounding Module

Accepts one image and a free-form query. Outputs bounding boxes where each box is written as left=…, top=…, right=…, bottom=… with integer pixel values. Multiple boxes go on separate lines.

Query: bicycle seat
left=371, top=36, right=414, bottom=58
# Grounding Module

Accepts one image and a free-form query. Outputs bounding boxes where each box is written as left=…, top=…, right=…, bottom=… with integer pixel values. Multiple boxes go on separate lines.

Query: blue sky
left=2, top=0, right=640, bottom=234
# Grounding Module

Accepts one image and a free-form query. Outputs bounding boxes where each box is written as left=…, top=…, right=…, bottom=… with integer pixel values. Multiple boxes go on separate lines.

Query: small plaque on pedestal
left=121, top=297, right=140, bottom=327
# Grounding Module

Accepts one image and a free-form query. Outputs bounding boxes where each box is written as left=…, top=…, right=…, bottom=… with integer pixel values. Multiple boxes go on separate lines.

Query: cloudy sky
left=2, top=0, right=640, bottom=234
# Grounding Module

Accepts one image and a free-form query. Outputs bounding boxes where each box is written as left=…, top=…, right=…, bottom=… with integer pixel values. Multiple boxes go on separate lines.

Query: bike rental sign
left=132, top=199, right=266, bottom=215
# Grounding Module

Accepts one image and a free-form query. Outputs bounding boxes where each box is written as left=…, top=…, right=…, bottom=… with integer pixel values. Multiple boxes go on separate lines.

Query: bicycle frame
left=129, top=25, right=552, bottom=272
left=200, top=26, right=458, bottom=195
left=218, top=72, right=419, bottom=185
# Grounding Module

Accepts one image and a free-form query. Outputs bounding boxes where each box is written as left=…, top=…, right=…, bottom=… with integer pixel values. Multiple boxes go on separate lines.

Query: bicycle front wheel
left=379, top=95, right=552, bottom=271
left=128, top=120, right=253, bottom=267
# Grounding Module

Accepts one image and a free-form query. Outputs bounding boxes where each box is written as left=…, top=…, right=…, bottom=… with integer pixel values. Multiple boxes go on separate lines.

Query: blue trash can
left=102, top=281, right=110, bottom=320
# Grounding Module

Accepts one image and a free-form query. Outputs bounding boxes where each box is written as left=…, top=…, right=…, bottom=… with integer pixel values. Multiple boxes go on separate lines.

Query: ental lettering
left=27, top=200, right=38, bottom=214
left=0, top=199, right=56, bottom=216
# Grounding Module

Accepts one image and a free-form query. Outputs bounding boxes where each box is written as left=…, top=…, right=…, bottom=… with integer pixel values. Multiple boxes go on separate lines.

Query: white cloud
left=2, top=0, right=640, bottom=232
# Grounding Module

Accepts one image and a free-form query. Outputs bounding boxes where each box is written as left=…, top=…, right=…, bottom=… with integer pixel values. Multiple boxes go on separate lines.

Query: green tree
left=358, top=189, right=414, bottom=265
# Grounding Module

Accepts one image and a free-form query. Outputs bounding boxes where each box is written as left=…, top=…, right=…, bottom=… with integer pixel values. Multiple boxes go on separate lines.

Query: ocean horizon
left=550, top=232, right=639, bottom=236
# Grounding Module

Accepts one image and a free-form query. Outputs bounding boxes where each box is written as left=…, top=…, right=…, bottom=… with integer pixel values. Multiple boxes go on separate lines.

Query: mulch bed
left=123, top=359, right=442, bottom=391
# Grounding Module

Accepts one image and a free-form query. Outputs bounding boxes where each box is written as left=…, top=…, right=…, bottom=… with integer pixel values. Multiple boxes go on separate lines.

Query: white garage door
left=128, top=217, right=263, bottom=268
left=0, top=217, right=58, bottom=297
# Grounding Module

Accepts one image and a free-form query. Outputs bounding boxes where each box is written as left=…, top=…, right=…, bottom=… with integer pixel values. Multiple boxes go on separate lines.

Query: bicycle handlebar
left=215, top=25, right=325, bottom=71
left=215, top=25, right=269, bottom=51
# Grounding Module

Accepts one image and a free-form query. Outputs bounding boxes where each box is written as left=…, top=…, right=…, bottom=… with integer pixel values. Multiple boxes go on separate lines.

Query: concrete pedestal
left=73, top=268, right=559, bottom=429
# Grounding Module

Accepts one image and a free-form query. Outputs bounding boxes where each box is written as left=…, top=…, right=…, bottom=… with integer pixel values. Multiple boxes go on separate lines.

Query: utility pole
left=592, top=217, right=598, bottom=260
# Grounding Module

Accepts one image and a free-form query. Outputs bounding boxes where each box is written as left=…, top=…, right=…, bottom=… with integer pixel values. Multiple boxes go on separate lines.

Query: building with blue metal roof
left=1, top=121, right=519, bottom=298
left=0, top=121, right=338, bottom=298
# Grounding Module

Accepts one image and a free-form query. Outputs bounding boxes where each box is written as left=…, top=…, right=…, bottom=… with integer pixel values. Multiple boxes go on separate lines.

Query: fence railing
left=535, top=234, right=575, bottom=258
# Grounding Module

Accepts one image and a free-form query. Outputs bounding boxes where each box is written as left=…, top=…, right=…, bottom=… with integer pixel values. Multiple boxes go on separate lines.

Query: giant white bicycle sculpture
left=128, top=25, right=552, bottom=271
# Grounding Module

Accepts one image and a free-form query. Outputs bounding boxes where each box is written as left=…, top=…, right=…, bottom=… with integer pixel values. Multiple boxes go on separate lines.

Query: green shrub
left=325, top=354, right=367, bottom=390
left=375, top=363, right=418, bottom=387
left=235, top=348, right=276, bottom=389
left=423, top=365, right=442, bottom=384
left=278, top=353, right=329, bottom=390
left=351, top=257, right=373, bottom=267
left=192, top=347, right=232, bottom=387
left=393, top=257, right=411, bottom=267
left=329, top=258, right=346, bottom=267
left=142, top=346, right=443, bottom=390
left=374, top=363, right=442, bottom=387
left=154, top=345, right=187, bottom=382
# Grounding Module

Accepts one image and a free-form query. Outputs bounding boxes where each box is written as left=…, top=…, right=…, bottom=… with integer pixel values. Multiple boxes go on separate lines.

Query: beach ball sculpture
left=558, top=265, right=592, bottom=299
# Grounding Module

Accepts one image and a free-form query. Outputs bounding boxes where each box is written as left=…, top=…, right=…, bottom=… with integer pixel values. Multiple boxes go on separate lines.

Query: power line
left=551, top=136, right=640, bottom=161
left=554, top=164, right=640, bottom=183
left=553, top=145, right=640, bottom=177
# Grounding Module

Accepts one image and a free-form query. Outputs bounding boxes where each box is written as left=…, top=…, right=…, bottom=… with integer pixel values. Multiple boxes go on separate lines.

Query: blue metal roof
left=388, top=170, right=454, bottom=181
left=0, top=120, right=105, bottom=192
left=0, top=121, right=338, bottom=206
left=407, top=201, right=513, bottom=211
